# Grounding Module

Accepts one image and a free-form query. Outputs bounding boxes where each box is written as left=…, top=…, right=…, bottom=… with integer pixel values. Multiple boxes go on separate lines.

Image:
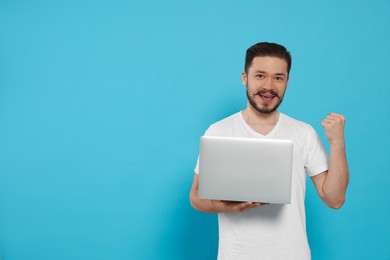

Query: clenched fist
left=321, top=112, right=346, bottom=146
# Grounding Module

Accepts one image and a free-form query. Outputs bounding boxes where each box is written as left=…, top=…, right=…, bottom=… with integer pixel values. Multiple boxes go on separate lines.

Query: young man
left=190, top=42, right=349, bottom=259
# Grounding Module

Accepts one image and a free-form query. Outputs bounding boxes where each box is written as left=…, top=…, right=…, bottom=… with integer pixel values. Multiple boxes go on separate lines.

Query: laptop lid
left=198, top=136, right=293, bottom=204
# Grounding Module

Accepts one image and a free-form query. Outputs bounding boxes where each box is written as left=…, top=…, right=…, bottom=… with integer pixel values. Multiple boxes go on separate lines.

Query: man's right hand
left=190, top=173, right=268, bottom=213
left=210, top=200, right=267, bottom=213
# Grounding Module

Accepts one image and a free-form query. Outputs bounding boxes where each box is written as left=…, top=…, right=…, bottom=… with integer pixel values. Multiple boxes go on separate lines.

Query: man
left=189, top=42, right=349, bottom=259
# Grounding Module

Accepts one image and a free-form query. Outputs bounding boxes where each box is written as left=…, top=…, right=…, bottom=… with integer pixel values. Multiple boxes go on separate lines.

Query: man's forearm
left=190, top=195, right=219, bottom=214
left=322, top=143, right=349, bottom=208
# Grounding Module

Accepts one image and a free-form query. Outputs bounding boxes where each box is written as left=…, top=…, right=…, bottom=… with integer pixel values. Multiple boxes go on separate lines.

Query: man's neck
left=241, top=104, right=280, bottom=136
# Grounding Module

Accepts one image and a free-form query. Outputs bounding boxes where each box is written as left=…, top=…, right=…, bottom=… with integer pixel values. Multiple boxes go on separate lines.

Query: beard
left=246, top=87, right=284, bottom=114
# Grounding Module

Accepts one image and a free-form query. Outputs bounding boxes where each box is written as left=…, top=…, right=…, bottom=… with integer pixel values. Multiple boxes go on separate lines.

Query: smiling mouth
left=259, top=93, right=276, bottom=99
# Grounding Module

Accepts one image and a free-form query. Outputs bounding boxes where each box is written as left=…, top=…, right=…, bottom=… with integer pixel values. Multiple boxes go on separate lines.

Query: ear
left=241, top=71, right=247, bottom=86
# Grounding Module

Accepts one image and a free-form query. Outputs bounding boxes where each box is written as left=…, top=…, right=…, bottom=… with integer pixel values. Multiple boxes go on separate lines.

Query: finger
left=248, top=203, right=267, bottom=210
left=326, top=113, right=346, bottom=122
left=325, top=115, right=339, bottom=122
left=326, top=117, right=345, bottom=127
left=322, top=113, right=345, bottom=128
left=235, top=202, right=254, bottom=209
left=241, top=201, right=268, bottom=210
left=321, top=119, right=333, bottom=128
left=322, top=118, right=332, bottom=124
left=244, top=203, right=260, bottom=210
left=233, top=202, right=257, bottom=211
left=238, top=204, right=256, bottom=212
left=219, top=201, right=246, bottom=210
left=222, top=201, right=268, bottom=212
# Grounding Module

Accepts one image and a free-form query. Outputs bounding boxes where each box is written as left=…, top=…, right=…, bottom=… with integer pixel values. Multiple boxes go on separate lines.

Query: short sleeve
left=305, top=126, right=329, bottom=177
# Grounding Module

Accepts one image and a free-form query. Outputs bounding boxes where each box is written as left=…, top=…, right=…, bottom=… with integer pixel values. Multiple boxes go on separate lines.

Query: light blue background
left=1, top=0, right=389, bottom=259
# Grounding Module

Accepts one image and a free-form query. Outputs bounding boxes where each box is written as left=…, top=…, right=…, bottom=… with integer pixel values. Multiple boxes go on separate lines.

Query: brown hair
left=245, top=42, right=292, bottom=74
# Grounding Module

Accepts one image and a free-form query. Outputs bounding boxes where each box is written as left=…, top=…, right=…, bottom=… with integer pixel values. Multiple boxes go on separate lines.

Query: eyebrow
left=254, top=70, right=287, bottom=77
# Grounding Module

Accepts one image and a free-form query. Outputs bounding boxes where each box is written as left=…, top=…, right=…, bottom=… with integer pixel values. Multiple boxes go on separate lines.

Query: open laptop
left=198, top=136, right=293, bottom=204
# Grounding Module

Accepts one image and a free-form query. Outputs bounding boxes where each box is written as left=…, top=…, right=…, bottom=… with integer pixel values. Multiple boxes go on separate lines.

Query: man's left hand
left=321, top=112, right=346, bottom=146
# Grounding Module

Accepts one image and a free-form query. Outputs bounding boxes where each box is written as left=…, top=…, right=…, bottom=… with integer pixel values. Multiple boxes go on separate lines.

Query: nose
left=262, top=77, right=274, bottom=90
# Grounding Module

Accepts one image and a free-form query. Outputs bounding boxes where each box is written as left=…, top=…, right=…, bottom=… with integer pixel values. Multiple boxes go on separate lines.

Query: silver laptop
left=198, top=136, right=293, bottom=204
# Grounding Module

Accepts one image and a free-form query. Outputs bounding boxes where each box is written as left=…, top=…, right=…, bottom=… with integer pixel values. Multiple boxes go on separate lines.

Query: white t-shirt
left=194, top=112, right=328, bottom=260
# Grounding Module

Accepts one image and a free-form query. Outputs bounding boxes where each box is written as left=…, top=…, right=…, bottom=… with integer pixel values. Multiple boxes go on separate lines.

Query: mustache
left=256, top=89, right=279, bottom=97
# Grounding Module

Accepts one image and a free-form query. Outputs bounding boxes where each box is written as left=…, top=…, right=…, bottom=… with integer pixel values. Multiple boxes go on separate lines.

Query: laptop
left=198, top=136, right=293, bottom=204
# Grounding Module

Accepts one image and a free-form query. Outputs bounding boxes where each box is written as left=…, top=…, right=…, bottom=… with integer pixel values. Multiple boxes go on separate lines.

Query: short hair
left=244, top=42, right=292, bottom=74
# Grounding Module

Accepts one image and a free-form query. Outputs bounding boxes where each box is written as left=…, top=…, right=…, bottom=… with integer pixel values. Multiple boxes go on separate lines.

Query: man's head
left=242, top=42, right=291, bottom=114
left=244, top=42, right=291, bottom=75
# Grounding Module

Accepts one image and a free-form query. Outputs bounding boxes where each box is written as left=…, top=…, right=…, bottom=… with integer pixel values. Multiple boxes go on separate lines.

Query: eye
left=255, top=74, right=265, bottom=79
left=274, top=76, right=285, bottom=81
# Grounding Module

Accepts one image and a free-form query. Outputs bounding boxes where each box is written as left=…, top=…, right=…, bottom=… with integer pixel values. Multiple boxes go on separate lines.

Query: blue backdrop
left=1, top=0, right=389, bottom=259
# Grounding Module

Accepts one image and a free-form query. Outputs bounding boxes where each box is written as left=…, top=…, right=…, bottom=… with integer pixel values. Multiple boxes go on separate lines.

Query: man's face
left=242, top=56, right=289, bottom=114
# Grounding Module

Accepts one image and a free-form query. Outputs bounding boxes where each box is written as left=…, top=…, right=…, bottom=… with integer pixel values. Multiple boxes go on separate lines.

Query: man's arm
left=189, top=173, right=265, bottom=213
left=311, top=112, right=349, bottom=209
